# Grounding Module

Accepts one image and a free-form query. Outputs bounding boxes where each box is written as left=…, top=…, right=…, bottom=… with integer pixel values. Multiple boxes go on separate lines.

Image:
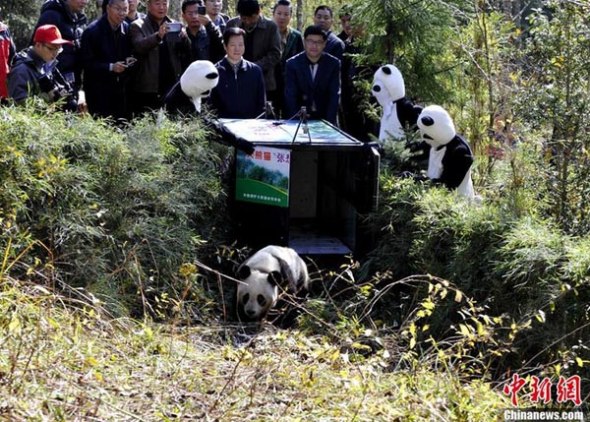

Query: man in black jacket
left=312, top=5, right=344, bottom=62
left=8, top=25, right=78, bottom=111
left=81, top=0, right=134, bottom=120
left=181, top=0, right=224, bottom=64
left=34, top=0, right=88, bottom=90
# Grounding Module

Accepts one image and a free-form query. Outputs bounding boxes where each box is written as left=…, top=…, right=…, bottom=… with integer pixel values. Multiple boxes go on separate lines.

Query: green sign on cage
left=235, top=146, right=290, bottom=208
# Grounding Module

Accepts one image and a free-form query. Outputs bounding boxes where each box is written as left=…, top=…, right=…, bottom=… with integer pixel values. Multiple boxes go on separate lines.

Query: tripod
left=291, top=106, right=312, bottom=144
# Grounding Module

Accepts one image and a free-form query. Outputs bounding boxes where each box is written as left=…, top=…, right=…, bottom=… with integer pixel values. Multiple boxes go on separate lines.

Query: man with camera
left=8, top=24, right=78, bottom=111
left=181, top=0, right=224, bottom=64
left=81, top=0, right=134, bottom=121
left=130, top=0, right=190, bottom=113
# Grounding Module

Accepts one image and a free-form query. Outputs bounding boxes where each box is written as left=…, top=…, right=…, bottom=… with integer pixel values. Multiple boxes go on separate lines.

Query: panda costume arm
left=395, top=97, right=422, bottom=131
left=396, top=98, right=430, bottom=160
left=434, top=135, right=474, bottom=189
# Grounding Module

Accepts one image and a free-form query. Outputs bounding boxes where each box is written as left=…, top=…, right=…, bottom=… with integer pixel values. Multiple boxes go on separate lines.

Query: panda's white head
left=371, top=64, right=406, bottom=108
left=417, top=105, right=456, bottom=147
left=236, top=265, right=282, bottom=320
left=180, top=60, right=219, bottom=112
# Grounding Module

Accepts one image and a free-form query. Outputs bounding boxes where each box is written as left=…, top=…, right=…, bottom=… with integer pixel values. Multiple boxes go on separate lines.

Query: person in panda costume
left=235, top=245, right=309, bottom=322
left=417, top=105, right=475, bottom=199
left=163, top=60, right=256, bottom=154
left=371, top=64, right=429, bottom=159
left=163, top=60, right=219, bottom=115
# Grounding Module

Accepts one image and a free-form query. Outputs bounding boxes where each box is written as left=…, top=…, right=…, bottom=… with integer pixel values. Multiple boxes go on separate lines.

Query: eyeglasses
left=44, top=44, right=63, bottom=54
left=305, top=39, right=324, bottom=46
left=109, top=5, right=129, bottom=14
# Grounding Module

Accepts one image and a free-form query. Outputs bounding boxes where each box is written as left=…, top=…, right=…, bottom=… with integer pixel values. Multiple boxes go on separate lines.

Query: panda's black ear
left=206, top=72, right=219, bottom=80
left=267, top=271, right=284, bottom=287
left=237, top=265, right=251, bottom=280
left=381, top=66, right=392, bottom=75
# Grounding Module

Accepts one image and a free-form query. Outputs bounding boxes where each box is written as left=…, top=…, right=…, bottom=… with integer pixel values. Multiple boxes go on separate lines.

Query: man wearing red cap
left=34, top=0, right=88, bottom=90
left=7, top=24, right=78, bottom=111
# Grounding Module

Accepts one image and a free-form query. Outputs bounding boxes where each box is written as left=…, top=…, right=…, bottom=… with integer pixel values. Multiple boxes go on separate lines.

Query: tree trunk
left=296, top=0, right=303, bottom=31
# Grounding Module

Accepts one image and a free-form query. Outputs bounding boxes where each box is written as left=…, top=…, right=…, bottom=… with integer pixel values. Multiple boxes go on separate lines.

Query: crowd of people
left=0, top=0, right=370, bottom=138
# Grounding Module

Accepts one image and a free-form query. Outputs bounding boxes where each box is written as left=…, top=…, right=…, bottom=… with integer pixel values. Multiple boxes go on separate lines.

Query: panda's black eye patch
left=421, top=116, right=435, bottom=126
left=206, top=72, right=219, bottom=80
left=382, top=66, right=392, bottom=75
left=242, top=293, right=250, bottom=304
left=372, top=85, right=381, bottom=92
left=257, top=295, right=267, bottom=306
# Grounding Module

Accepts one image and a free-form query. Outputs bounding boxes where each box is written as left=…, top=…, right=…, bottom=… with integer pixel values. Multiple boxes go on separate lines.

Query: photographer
left=8, top=25, right=78, bottom=112
left=130, top=0, right=190, bottom=114
left=181, top=0, right=224, bottom=64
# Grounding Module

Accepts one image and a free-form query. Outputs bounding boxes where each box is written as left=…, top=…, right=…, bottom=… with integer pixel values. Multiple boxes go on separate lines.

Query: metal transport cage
left=215, top=118, right=380, bottom=255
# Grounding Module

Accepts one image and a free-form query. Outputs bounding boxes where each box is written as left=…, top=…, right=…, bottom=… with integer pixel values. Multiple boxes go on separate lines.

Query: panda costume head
left=371, top=64, right=424, bottom=146
left=236, top=246, right=309, bottom=321
left=417, top=105, right=475, bottom=199
left=417, top=105, right=456, bottom=147
left=372, top=64, right=405, bottom=108
left=180, top=60, right=219, bottom=112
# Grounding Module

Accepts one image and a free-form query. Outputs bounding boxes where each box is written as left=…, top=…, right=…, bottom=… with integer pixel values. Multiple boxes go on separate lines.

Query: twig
left=193, top=259, right=246, bottom=286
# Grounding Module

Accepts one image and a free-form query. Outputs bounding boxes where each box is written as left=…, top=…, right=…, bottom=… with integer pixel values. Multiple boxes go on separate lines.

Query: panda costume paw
left=235, top=245, right=309, bottom=323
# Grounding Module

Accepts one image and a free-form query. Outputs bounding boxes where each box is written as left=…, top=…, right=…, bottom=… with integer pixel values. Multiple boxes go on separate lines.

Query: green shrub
left=363, top=140, right=589, bottom=375
left=0, top=106, right=232, bottom=317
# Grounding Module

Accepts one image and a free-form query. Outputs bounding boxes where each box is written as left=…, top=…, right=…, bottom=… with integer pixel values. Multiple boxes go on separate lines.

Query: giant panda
left=371, top=64, right=429, bottom=160
left=235, top=245, right=309, bottom=322
left=163, top=60, right=219, bottom=115
left=417, top=105, right=475, bottom=199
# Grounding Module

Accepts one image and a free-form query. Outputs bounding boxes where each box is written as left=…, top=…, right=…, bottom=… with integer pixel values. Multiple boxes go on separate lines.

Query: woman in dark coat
left=210, top=27, right=266, bottom=119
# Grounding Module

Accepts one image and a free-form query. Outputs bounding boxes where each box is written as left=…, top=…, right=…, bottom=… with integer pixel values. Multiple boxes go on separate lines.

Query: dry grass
left=0, top=276, right=508, bottom=421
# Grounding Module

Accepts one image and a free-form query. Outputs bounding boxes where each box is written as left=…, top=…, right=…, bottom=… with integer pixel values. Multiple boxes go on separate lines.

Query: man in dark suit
left=81, top=0, right=134, bottom=120
left=312, top=5, right=344, bottom=62
left=284, top=25, right=340, bottom=124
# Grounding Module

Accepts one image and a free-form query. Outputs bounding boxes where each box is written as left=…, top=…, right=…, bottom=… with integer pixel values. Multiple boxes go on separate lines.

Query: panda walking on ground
left=236, top=246, right=309, bottom=322
left=417, top=105, right=476, bottom=199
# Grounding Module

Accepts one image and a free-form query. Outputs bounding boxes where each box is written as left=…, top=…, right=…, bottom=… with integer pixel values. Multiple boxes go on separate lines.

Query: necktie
left=310, top=63, right=317, bottom=81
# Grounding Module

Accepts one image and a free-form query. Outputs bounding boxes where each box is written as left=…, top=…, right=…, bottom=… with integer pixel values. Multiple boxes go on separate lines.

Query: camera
left=37, top=73, right=72, bottom=102
left=197, top=5, right=206, bottom=14
left=166, top=22, right=182, bottom=33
